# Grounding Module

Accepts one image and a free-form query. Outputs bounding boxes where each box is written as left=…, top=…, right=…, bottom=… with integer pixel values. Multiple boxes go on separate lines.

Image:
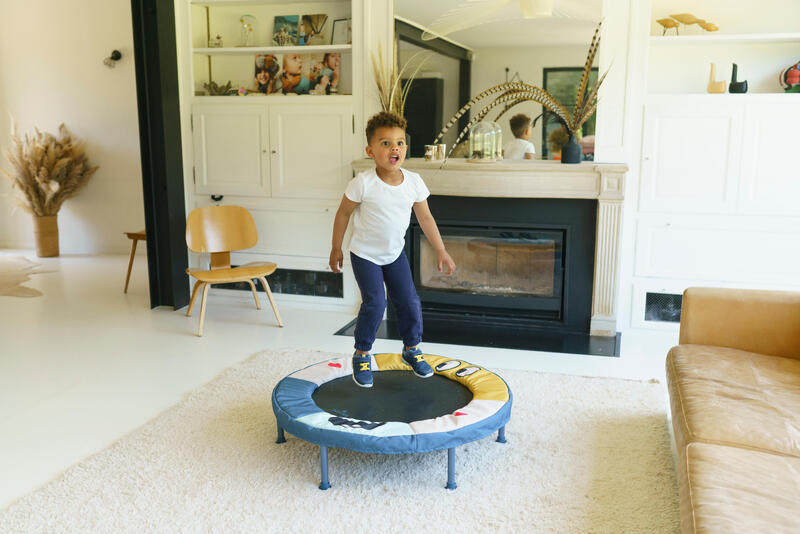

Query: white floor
left=0, top=251, right=678, bottom=508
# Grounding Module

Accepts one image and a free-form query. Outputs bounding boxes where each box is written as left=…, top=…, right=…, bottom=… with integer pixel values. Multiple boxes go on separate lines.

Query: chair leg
left=259, top=276, right=283, bottom=327
left=197, top=283, right=211, bottom=337
left=124, top=238, right=138, bottom=293
left=247, top=279, right=261, bottom=310
left=186, top=280, right=203, bottom=317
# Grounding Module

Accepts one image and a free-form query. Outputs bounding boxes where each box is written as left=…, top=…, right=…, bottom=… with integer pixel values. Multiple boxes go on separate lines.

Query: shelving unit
left=649, top=32, right=800, bottom=45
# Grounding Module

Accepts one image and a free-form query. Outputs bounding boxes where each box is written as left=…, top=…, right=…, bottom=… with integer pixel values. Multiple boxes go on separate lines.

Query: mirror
left=395, top=0, right=602, bottom=160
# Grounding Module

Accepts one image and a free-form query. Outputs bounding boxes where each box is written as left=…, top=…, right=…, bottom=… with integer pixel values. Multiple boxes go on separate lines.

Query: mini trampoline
left=272, top=353, right=512, bottom=490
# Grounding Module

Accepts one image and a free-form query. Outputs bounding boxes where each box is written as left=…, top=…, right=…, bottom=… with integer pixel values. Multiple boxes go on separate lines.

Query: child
left=310, top=53, right=340, bottom=94
left=329, top=111, right=456, bottom=388
left=254, top=54, right=279, bottom=94
left=503, top=113, right=536, bottom=160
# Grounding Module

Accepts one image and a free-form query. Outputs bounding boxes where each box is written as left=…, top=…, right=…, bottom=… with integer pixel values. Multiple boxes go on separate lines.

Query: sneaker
left=402, top=346, right=434, bottom=378
left=352, top=352, right=373, bottom=388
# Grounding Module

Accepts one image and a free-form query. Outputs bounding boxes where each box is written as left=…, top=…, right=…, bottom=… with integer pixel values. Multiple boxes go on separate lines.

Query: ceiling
left=395, top=0, right=603, bottom=48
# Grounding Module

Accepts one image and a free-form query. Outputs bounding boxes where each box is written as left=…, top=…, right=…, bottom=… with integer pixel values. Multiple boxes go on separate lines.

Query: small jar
left=424, top=145, right=435, bottom=161
left=436, top=143, right=447, bottom=160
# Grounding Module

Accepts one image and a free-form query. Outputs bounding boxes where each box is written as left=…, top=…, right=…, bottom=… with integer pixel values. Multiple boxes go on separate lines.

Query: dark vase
left=560, top=134, right=582, bottom=164
left=729, top=63, right=748, bottom=93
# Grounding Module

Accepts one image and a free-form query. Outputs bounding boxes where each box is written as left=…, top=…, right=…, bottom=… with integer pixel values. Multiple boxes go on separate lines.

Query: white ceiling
left=395, top=0, right=603, bottom=48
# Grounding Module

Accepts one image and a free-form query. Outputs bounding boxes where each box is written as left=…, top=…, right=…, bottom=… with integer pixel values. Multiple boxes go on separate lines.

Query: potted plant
left=433, top=21, right=607, bottom=164
left=2, top=124, right=98, bottom=257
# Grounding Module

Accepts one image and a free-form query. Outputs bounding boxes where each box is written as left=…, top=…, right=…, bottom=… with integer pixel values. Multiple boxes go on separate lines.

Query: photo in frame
left=331, top=18, right=351, bottom=45
left=272, top=15, right=298, bottom=46
left=541, top=67, right=598, bottom=160
left=300, top=14, right=328, bottom=46
left=254, top=54, right=279, bottom=94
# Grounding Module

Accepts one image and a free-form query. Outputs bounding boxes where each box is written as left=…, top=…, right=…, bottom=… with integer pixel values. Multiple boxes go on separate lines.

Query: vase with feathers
left=2, top=124, right=99, bottom=257
left=433, top=21, right=606, bottom=164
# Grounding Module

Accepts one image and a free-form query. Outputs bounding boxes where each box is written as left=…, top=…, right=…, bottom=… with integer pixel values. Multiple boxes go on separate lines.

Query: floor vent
left=644, top=292, right=682, bottom=323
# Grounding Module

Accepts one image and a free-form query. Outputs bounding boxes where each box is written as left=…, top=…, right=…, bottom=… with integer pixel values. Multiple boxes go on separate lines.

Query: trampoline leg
left=445, top=447, right=457, bottom=490
left=496, top=425, right=507, bottom=443
left=276, top=426, right=286, bottom=444
left=319, top=445, right=331, bottom=490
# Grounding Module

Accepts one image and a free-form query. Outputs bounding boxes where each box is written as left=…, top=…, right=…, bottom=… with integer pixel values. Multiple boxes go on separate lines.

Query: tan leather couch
left=666, top=287, right=800, bottom=533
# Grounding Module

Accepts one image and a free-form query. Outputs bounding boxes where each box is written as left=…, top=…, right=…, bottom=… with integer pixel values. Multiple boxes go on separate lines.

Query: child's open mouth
left=389, top=155, right=399, bottom=164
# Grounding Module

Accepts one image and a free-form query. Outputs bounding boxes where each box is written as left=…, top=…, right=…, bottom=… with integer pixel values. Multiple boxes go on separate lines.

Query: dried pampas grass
left=2, top=123, right=98, bottom=216
left=371, top=42, right=431, bottom=117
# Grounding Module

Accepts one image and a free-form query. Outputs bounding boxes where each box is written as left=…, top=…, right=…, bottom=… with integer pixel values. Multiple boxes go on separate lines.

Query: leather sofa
left=666, top=287, right=800, bottom=533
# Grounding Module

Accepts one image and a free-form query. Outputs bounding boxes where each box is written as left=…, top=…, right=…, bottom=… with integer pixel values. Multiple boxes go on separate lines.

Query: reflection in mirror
left=395, top=0, right=601, bottom=160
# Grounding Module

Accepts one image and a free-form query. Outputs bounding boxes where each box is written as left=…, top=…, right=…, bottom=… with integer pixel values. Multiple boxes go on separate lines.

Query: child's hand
left=437, top=250, right=456, bottom=275
left=329, top=248, right=344, bottom=273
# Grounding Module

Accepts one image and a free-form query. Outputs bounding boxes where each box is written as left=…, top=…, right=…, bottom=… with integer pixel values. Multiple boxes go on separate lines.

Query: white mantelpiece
left=352, top=158, right=628, bottom=336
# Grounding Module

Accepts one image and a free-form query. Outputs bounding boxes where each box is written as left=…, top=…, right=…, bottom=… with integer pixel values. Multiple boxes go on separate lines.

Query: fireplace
left=401, top=196, right=597, bottom=334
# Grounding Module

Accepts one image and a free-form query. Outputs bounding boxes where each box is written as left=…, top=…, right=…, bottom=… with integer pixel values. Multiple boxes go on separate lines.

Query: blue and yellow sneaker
left=352, top=352, right=373, bottom=388
left=402, top=346, right=433, bottom=378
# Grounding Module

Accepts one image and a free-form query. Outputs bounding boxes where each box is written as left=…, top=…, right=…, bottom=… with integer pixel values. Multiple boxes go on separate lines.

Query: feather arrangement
left=434, top=21, right=606, bottom=158
left=2, top=123, right=98, bottom=216
left=371, top=42, right=432, bottom=116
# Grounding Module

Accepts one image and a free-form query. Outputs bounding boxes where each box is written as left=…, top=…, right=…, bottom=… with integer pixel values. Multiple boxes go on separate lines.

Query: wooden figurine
left=707, top=63, right=726, bottom=93
left=656, top=18, right=680, bottom=35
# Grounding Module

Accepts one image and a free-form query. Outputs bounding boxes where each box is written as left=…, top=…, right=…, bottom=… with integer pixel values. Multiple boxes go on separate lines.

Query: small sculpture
left=729, top=63, right=748, bottom=93
left=707, top=63, right=726, bottom=93
left=698, top=22, right=718, bottom=32
left=669, top=13, right=704, bottom=25
left=203, top=80, right=233, bottom=96
left=779, top=61, right=800, bottom=92
left=656, top=18, right=680, bottom=35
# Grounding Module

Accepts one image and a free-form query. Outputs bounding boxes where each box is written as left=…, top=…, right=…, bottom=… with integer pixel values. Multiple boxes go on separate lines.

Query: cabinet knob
left=271, top=149, right=277, bottom=154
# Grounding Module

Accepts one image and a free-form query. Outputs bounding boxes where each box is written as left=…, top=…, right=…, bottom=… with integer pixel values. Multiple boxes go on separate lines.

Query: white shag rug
left=0, top=349, right=680, bottom=533
left=0, top=255, right=49, bottom=297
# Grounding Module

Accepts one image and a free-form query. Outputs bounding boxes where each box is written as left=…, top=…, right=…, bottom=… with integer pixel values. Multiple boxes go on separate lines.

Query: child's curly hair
left=365, top=111, right=407, bottom=143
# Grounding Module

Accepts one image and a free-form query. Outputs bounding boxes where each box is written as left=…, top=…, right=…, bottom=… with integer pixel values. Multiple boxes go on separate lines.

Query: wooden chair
left=124, top=230, right=146, bottom=293
left=184, top=205, right=283, bottom=336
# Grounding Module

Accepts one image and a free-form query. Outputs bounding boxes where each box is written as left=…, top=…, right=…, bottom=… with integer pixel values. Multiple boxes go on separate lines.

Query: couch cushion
left=667, top=344, right=800, bottom=457
left=681, top=442, right=800, bottom=534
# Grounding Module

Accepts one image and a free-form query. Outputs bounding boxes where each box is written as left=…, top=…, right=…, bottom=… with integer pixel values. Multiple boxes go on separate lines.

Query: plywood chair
left=185, top=205, right=283, bottom=336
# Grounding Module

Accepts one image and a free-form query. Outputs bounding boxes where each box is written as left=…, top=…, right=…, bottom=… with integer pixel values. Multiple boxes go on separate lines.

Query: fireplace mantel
left=351, top=158, right=628, bottom=337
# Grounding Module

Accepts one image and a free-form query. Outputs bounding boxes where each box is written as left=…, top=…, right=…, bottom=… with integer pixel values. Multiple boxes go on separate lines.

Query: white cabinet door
left=192, top=103, right=270, bottom=196
left=269, top=102, right=353, bottom=199
left=739, top=100, right=800, bottom=216
left=640, top=97, right=743, bottom=214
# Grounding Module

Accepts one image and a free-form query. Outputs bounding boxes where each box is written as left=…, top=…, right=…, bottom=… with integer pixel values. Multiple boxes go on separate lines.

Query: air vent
left=644, top=292, right=682, bottom=323
left=216, top=267, right=343, bottom=298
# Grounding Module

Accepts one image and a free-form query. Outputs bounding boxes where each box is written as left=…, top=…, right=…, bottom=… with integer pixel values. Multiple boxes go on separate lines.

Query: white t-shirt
left=344, top=168, right=430, bottom=265
left=503, top=138, right=536, bottom=160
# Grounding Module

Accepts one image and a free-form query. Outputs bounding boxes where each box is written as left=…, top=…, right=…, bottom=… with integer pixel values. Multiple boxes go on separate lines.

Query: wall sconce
left=103, top=50, right=122, bottom=68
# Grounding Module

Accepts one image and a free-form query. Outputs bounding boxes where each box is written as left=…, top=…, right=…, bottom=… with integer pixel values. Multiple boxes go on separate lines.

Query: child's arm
left=413, top=200, right=456, bottom=275
left=329, top=194, right=359, bottom=273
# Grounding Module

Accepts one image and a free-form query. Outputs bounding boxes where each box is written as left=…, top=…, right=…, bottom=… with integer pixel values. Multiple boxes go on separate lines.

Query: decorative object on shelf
left=434, top=21, right=606, bottom=165
left=560, top=134, right=582, bottom=164
left=102, top=50, right=122, bottom=68
left=698, top=21, right=718, bottom=32
left=424, top=145, right=435, bottom=161
left=331, top=18, right=351, bottom=45
left=707, top=63, right=726, bottom=93
left=669, top=13, right=703, bottom=26
left=272, top=15, right=298, bottom=46
left=254, top=54, right=279, bottom=94
left=729, top=63, right=748, bottom=93
left=203, top=80, right=233, bottom=96
left=436, top=143, right=447, bottom=160
left=309, top=52, right=340, bottom=95
left=664, top=13, right=718, bottom=35
left=489, top=121, right=503, bottom=160
left=237, top=88, right=248, bottom=96
left=468, top=121, right=498, bottom=163
left=300, top=14, right=328, bottom=46
left=280, top=53, right=311, bottom=94
left=656, top=18, right=680, bottom=36
left=208, top=34, right=223, bottom=48
left=541, top=68, right=597, bottom=160
left=2, top=123, right=98, bottom=257
left=238, top=14, right=256, bottom=47
left=779, top=60, right=800, bottom=92
left=370, top=42, right=431, bottom=116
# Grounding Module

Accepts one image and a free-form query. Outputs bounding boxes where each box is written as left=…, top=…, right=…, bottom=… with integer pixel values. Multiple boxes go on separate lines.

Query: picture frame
left=300, top=14, right=328, bottom=46
left=331, top=18, right=351, bottom=45
left=541, top=67, right=598, bottom=160
left=272, top=15, right=299, bottom=46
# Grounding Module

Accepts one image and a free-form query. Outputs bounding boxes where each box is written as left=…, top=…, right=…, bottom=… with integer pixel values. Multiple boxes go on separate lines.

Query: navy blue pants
left=350, top=251, right=422, bottom=352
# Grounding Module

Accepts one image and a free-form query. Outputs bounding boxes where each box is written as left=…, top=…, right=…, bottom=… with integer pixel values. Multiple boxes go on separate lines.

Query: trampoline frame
left=272, top=353, right=512, bottom=490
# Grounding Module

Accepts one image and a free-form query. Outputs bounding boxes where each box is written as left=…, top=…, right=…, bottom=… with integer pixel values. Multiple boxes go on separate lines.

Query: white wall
left=471, top=45, right=596, bottom=157
left=0, top=0, right=144, bottom=254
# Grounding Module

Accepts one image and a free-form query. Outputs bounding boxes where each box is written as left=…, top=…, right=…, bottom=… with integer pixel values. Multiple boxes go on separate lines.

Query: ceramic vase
left=560, top=135, right=582, bottom=164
